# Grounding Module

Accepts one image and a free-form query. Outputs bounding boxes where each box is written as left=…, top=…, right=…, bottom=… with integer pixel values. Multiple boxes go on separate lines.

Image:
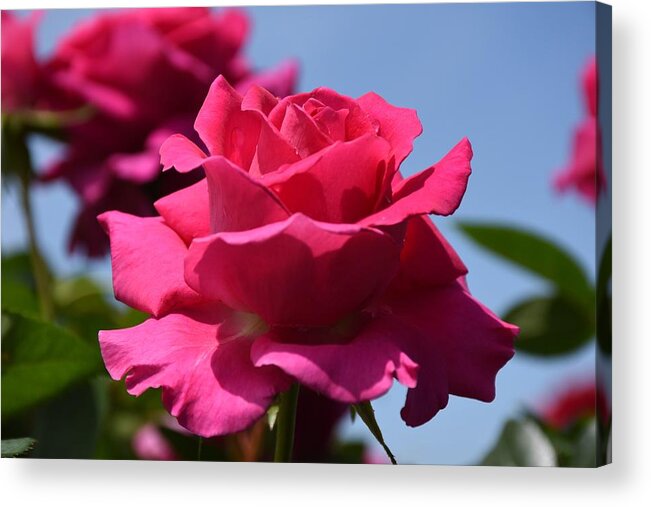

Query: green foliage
left=331, top=441, right=367, bottom=464
left=1, top=311, right=103, bottom=416
left=486, top=413, right=602, bottom=468
left=458, top=222, right=598, bottom=356
left=1, top=253, right=45, bottom=317
left=481, top=418, right=557, bottom=466
left=1, top=437, right=36, bottom=457
left=352, top=401, right=397, bottom=465
left=566, top=420, right=597, bottom=468
left=458, top=222, right=594, bottom=309
left=504, top=295, right=594, bottom=355
left=52, top=277, right=146, bottom=344
left=31, top=381, right=104, bottom=459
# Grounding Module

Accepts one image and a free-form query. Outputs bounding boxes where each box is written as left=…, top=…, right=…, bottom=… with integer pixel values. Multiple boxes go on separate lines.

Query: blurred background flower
left=553, top=57, right=606, bottom=204
left=6, top=7, right=298, bottom=257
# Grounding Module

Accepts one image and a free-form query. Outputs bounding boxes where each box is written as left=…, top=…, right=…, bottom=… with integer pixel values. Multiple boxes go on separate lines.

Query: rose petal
left=309, top=88, right=378, bottom=139
left=193, top=75, right=260, bottom=168
left=251, top=314, right=418, bottom=403
left=265, top=134, right=392, bottom=223
left=358, top=91, right=423, bottom=167
left=109, top=150, right=161, bottom=183
left=202, top=155, right=290, bottom=232
left=185, top=213, right=401, bottom=327
left=280, top=103, right=333, bottom=158
left=311, top=105, right=348, bottom=142
left=154, top=178, right=211, bottom=244
left=268, top=87, right=377, bottom=141
left=392, top=216, right=468, bottom=291
left=249, top=120, right=301, bottom=176
left=241, top=90, right=301, bottom=176
left=241, top=83, right=279, bottom=116
left=361, top=137, right=473, bottom=227
left=99, top=304, right=291, bottom=437
left=160, top=133, right=207, bottom=172
left=98, top=211, right=204, bottom=317
left=388, top=281, right=518, bottom=426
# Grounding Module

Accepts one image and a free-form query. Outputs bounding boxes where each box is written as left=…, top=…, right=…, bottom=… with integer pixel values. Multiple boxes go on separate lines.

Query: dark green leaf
left=349, top=405, right=357, bottom=423
left=1, top=252, right=43, bottom=316
left=505, top=294, right=594, bottom=356
left=352, top=401, right=396, bottom=465
left=481, top=419, right=557, bottom=466
left=53, top=277, right=119, bottom=344
left=1, top=311, right=103, bottom=416
left=458, top=222, right=594, bottom=310
left=1, top=279, right=40, bottom=317
left=331, top=441, right=367, bottom=464
left=31, top=381, right=104, bottom=459
left=1, top=437, right=36, bottom=457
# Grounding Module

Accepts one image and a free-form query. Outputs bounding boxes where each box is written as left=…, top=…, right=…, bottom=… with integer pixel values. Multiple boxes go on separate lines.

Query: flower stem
left=273, top=383, right=299, bottom=463
left=196, top=437, right=203, bottom=462
left=16, top=143, right=54, bottom=321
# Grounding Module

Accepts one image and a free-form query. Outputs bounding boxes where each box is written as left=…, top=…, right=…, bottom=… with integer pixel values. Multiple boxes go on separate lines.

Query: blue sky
left=2, top=3, right=599, bottom=464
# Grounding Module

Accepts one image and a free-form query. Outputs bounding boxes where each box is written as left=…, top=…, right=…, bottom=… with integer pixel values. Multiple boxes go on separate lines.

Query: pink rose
left=98, top=77, right=517, bottom=437
left=553, top=57, right=606, bottom=204
left=40, top=7, right=297, bottom=256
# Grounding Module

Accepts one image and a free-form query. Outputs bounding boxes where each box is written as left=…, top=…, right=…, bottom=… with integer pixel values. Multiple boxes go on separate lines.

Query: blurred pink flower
left=40, top=7, right=297, bottom=257
left=132, top=423, right=178, bottom=461
left=363, top=451, right=391, bottom=464
left=98, top=77, right=517, bottom=438
left=1, top=11, right=43, bottom=111
left=538, top=380, right=609, bottom=430
left=553, top=57, right=605, bottom=204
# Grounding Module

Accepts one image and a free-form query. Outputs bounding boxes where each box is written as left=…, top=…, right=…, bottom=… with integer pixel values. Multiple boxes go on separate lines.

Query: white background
left=1, top=0, right=649, bottom=505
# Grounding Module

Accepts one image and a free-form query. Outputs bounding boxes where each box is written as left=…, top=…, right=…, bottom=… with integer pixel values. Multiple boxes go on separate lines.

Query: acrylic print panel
left=1, top=2, right=611, bottom=466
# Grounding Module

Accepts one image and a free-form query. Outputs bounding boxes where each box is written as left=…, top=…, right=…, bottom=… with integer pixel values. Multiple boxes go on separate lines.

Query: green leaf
left=458, top=222, right=594, bottom=309
left=505, top=294, right=594, bottom=356
left=1, top=311, right=103, bottom=416
left=1, top=437, right=36, bottom=457
left=352, top=401, right=396, bottom=465
left=567, top=419, right=597, bottom=468
left=53, top=277, right=119, bottom=344
left=331, top=441, right=367, bottom=464
left=1, top=252, right=43, bottom=316
left=481, top=419, right=557, bottom=466
left=266, top=402, right=280, bottom=431
left=349, top=405, right=357, bottom=423
left=31, top=381, right=103, bottom=459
